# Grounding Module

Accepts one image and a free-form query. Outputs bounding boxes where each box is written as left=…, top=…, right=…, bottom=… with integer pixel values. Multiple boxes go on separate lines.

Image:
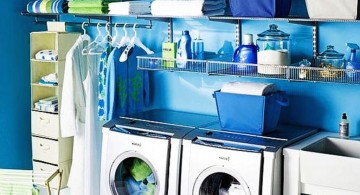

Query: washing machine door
left=193, top=166, right=251, bottom=195
left=109, top=151, right=160, bottom=195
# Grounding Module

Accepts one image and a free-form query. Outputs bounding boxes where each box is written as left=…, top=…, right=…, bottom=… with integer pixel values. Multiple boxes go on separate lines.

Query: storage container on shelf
left=305, top=0, right=358, bottom=19
left=316, top=45, right=345, bottom=78
left=257, top=24, right=291, bottom=75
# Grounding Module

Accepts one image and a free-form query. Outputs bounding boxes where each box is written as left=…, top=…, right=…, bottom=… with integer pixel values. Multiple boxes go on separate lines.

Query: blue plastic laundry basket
left=214, top=90, right=289, bottom=135
left=229, top=0, right=292, bottom=17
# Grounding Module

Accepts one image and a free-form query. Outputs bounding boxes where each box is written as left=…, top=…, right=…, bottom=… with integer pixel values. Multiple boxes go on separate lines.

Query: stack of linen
left=27, top=0, right=68, bottom=13
left=151, top=0, right=226, bottom=16
left=109, top=1, right=151, bottom=15
left=68, top=0, right=122, bottom=14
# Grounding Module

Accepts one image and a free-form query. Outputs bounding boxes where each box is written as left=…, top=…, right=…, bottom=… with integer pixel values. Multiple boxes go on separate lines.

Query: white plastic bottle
left=339, top=113, right=349, bottom=138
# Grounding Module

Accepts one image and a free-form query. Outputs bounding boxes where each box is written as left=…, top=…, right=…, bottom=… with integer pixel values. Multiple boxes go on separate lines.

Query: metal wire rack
left=0, top=169, right=63, bottom=195
left=137, top=54, right=360, bottom=85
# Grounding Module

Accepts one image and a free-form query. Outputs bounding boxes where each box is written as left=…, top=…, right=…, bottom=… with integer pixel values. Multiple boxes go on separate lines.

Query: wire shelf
left=137, top=54, right=360, bottom=85
left=137, top=54, right=208, bottom=73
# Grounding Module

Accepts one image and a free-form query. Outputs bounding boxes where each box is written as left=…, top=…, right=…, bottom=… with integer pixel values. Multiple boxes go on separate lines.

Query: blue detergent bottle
left=345, top=43, right=360, bottom=79
left=232, top=34, right=258, bottom=73
left=176, top=30, right=192, bottom=68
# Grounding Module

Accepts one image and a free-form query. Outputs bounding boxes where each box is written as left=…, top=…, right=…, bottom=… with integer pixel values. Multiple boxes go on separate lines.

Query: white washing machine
left=100, top=109, right=218, bottom=195
left=180, top=124, right=317, bottom=195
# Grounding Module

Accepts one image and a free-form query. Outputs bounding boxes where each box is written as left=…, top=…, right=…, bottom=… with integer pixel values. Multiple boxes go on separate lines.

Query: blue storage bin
left=214, top=90, right=289, bottom=135
left=229, top=0, right=292, bottom=17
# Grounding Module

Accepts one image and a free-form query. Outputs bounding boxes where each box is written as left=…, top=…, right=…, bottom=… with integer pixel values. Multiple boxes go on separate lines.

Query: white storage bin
left=305, top=0, right=358, bottom=19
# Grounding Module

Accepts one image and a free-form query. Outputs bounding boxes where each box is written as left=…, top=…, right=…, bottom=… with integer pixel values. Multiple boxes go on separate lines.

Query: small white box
left=305, top=0, right=358, bottom=19
left=47, top=22, right=66, bottom=32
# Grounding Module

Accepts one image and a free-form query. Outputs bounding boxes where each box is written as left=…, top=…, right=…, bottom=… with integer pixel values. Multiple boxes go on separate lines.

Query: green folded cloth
left=130, top=159, right=152, bottom=182
left=68, top=0, right=121, bottom=2
left=68, top=1, right=109, bottom=7
left=68, top=7, right=109, bottom=14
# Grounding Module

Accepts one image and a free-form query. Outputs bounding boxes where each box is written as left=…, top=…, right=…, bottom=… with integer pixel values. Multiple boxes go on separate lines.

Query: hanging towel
left=220, top=82, right=277, bottom=96
left=151, top=0, right=226, bottom=16
left=35, top=49, right=59, bottom=61
left=68, top=7, right=109, bottom=14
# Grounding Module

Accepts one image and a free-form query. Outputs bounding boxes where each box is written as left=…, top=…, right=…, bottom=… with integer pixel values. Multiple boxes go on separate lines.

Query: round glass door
left=109, top=152, right=159, bottom=195
left=193, top=166, right=251, bottom=195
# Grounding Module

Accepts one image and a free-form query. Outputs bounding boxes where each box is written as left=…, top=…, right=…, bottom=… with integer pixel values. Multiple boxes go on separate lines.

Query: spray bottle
left=345, top=43, right=360, bottom=79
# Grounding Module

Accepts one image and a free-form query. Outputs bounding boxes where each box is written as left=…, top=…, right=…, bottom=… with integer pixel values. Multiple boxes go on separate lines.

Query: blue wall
left=0, top=1, right=36, bottom=169
left=101, top=1, right=360, bottom=136
left=3, top=0, right=360, bottom=168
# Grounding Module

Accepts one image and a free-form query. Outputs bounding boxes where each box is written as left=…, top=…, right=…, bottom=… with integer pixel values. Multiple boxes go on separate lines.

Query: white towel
left=151, top=0, right=225, bottom=16
left=221, top=82, right=277, bottom=96
left=35, top=49, right=58, bottom=61
left=109, top=1, right=151, bottom=10
left=109, top=1, right=151, bottom=15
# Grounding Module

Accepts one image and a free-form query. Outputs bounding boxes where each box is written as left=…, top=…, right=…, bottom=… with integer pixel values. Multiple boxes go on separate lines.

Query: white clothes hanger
left=88, top=22, right=112, bottom=55
left=111, top=23, right=121, bottom=47
left=82, top=22, right=104, bottom=55
left=119, top=24, right=154, bottom=62
left=82, top=22, right=87, bottom=35
left=116, top=23, right=131, bottom=48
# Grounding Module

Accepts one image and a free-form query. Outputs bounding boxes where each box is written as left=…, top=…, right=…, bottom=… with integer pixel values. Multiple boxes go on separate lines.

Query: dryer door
left=109, top=151, right=161, bottom=195
left=193, top=166, right=251, bottom=195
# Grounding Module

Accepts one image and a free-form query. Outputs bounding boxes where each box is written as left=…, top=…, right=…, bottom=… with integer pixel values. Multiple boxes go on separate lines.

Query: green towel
left=130, top=159, right=152, bottom=182
left=68, top=7, right=109, bottom=14
left=68, top=1, right=109, bottom=7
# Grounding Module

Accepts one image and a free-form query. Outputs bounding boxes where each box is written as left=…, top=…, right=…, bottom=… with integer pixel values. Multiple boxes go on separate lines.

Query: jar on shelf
left=257, top=24, right=291, bottom=75
left=316, top=45, right=345, bottom=78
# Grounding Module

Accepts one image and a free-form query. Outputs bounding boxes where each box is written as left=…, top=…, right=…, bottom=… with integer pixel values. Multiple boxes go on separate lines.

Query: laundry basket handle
left=276, top=91, right=289, bottom=107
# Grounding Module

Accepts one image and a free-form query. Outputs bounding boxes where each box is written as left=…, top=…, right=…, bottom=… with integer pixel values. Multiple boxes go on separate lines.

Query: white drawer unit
left=30, top=31, right=79, bottom=189
left=31, top=111, right=59, bottom=139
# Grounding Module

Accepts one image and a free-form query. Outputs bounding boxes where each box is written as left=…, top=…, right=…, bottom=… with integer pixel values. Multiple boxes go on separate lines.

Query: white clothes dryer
left=100, top=109, right=218, bottom=195
left=180, top=124, right=317, bottom=195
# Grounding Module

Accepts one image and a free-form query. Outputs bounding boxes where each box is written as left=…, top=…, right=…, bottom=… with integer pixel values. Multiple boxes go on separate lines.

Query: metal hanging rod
left=32, top=20, right=152, bottom=29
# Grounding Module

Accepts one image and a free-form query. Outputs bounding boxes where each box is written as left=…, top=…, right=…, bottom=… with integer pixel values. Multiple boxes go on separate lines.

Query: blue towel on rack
left=51, top=0, right=65, bottom=13
left=32, top=0, right=42, bottom=13
left=104, top=46, right=149, bottom=120
left=27, top=1, right=35, bottom=13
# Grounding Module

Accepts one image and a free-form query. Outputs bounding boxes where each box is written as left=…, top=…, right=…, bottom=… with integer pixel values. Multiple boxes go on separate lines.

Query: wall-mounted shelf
left=137, top=54, right=360, bottom=85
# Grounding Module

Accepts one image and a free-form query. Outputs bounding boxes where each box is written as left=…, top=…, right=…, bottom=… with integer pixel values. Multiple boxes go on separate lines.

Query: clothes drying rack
left=0, top=168, right=63, bottom=195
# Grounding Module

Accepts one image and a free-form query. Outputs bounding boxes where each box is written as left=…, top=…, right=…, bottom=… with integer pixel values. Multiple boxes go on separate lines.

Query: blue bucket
left=229, top=0, right=292, bottom=17
left=214, top=90, right=289, bottom=135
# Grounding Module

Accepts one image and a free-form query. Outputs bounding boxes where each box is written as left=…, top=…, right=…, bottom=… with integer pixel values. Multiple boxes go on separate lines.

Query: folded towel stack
left=68, top=0, right=122, bottom=14
left=109, top=1, right=151, bottom=15
left=27, top=0, right=68, bottom=13
left=151, top=0, right=226, bottom=16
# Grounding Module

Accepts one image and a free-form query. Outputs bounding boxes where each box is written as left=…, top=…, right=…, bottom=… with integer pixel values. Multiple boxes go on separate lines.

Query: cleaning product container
left=316, top=45, right=345, bottom=78
left=257, top=24, right=291, bottom=75
left=229, top=0, right=292, bottom=17
left=305, top=0, right=358, bottom=19
left=214, top=90, right=289, bottom=135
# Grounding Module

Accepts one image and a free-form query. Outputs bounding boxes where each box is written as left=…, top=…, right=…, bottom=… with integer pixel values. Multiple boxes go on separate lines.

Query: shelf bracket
left=168, top=18, right=173, bottom=42
left=235, top=19, right=241, bottom=47
left=312, top=22, right=319, bottom=63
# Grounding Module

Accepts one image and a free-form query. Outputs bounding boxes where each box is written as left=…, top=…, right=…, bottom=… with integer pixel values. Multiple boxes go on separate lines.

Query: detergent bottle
left=345, top=43, right=360, bottom=79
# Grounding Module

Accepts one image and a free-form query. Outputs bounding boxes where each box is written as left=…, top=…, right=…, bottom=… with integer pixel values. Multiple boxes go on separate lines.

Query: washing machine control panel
left=110, top=118, right=195, bottom=139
